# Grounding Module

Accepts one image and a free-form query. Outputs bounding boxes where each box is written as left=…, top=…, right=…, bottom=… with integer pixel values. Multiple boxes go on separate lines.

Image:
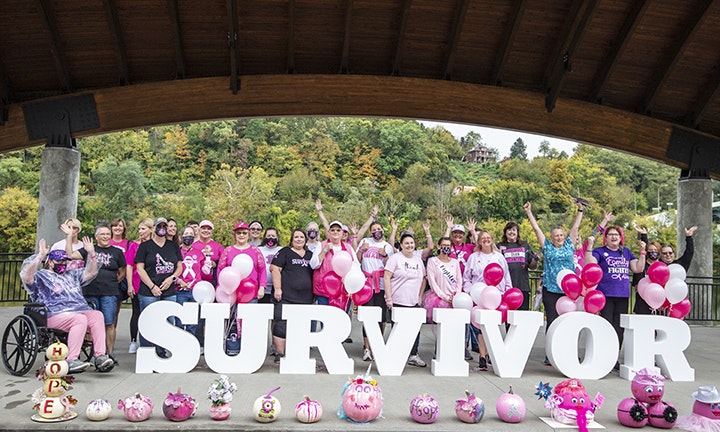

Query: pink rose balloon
left=640, top=282, right=666, bottom=310
left=669, top=298, right=692, bottom=319
left=483, top=263, right=504, bottom=287
left=583, top=290, right=606, bottom=314
left=479, top=286, right=502, bottom=310
left=502, top=288, right=524, bottom=310
left=555, top=295, right=576, bottom=315
left=322, top=272, right=343, bottom=297
left=237, top=278, right=259, bottom=303
left=561, top=273, right=583, bottom=300
left=581, top=263, right=603, bottom=287
left=647, top=261, right=670, bottom=286
left=331, top=250, right=353, bottom=277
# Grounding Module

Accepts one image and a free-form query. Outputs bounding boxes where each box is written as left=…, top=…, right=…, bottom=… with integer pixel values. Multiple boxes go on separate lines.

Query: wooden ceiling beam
left=691, top=64, right=720, bottom=128
left=492, top=0, right=527, bottom=86
left=392, top=0, right=413, bottom=76
left=287, top=0, right=295, bottom=73
left=37, top=0, right=72, bottom=92
left=103, top=0, right=130, bottom=85
left=641, top=0, right=714, bottom=113
left=442, top=0, right=469, bottom=80
left=543, top=0, right=599, bottom=112
left=340, top=0, right=353, bottom=73
left=226, top=0, right=240, bottom=93
left=166, top=0, right=186, bottom=79
left=0, top=62, right=9, bottom=124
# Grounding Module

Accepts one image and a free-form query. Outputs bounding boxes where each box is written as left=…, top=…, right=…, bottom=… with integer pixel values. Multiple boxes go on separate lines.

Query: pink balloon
left=351, top=281, right=373, bottom=306
left=575, top=295, right=585, bottom=312
left=497, top=301, right=509, bottom=323
left=669, top=298, right=692, bottom=319
left=647, top=261, right=670, bottom=286
left=217, top=267, right=242, bottom=294
left=581, top=263, right=603, bottom=287
left=640, top=282, right=666, bottom=310
left=636, top=276, right=651, bottom=298
left=214, top=289, right=236, bottom=304
left=583, top=290, right=606, bottom=314
left=470, top=306, right=483, bottom=329
left=502, top=288, right=524, bottom=310
left=331, top=250, right=353, bottom=277
left=581, top=284, right=596, bottom=296
left=555, top=296, right=576, bottom=315
left=479, top=286, right=502, bottom=310
left=236, top=278, right=258, bottom=303
left=561, top=273, right=583, bottom=300
left=483, top=263, right=504, bottom=287
left=322, top=271, right=343, bottom=297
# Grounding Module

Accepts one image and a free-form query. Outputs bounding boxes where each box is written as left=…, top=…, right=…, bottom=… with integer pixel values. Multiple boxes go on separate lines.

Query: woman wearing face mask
left=305, top=221, right=322, bottom=252
left=125, top=217, right=153, bottom=354
left=20, top=238, right=115, bottom=373
left=497, top=222, right=538, bottom=311
left=356, top=221, right=394, bottom=361
left=525, top=200, right=583, bottom=365
left=135, top=218, right=183, bottom=356
left=424, top=236, right=462, bottom=323
left=632, top=240, right=662, bottom=315
left=258, top=228, right=282, bottom=303
left=176, top=225, right=205, bottom=338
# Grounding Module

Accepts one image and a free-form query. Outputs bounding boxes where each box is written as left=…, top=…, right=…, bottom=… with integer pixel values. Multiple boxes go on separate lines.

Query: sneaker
left=464, top=349, right=473, bottom=361
left=407, top=354, right=426, bottom=367
left=128, top=341, right=138, bottom=354
left=269, top=344, right=276, bottom=356
left=67, top=359, right=91, bottom=374
left=363, top=349, right=373, bottom=362
left=108, top=352, right=119, bottom=365
left=95, top=354, right=114, bottom=372
left=343, top=337, right=353, bottom=344
left=273, top=353, right=284, bottom=364
left=200, top=347, right=204, bottom=355
left=475, top=356, right=488, bottom=372
left=544, top=356, right=552, bottom=366
left=485, top=354, right=492, bottom=366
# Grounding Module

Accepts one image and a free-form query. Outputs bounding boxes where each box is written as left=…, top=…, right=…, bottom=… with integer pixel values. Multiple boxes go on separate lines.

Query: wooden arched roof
left=1, top=1, right=719, bottom=174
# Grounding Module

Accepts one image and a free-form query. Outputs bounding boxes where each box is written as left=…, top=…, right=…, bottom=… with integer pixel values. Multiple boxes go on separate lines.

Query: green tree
left=0, top=187, right=38, bottom=252
left=85, top=157, right=149, bottom=222
left=509, top=138, right=528, bottom=160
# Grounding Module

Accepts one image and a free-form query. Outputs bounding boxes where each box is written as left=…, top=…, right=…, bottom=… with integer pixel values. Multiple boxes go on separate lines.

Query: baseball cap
left=451, top=224, right=466, bottom=233
left=199, top=220, right=214, bottom=229
left=329, top=220, right=343, bottom=229
left=153, top=217, right=168, bottom=227
left=234, top=221, right=249, bottom=231
left=47, top=250, right=68, bottom=261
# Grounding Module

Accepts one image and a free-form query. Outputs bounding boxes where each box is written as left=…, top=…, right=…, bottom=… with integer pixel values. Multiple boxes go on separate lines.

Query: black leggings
left=600, top=296, right=629, bottom=347
left=129, top=295, right=140, bottom=341
left=542, top=288, right=564, bottom=333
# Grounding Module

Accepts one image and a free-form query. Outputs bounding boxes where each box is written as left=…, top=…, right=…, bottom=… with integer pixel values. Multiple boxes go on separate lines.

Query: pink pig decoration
left=545, top=379, right=603, bottom=432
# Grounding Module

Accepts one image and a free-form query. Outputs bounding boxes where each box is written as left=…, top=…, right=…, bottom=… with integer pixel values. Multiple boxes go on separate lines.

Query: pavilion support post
left=36, top=147, right=81, bottom=249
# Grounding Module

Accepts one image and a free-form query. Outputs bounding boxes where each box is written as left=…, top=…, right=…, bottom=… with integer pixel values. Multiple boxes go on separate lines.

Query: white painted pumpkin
left=253, top=386, right=281, bottom=423
left=45, top=342, right=68, bottom=361
left=295, top=395, right=322, bottom=423
left=38, top=396, right=67, bottom=419
left=44, top=360, right=68, bottom=378
left=86, top=399, right=113, bottom=421
left=43, top=378, right=66, bottom=397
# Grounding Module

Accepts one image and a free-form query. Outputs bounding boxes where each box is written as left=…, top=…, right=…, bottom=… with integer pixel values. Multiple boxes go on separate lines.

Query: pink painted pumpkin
left=648, top=401, right=678, bottom=429
left=409, top=393, right=439, bottom=424
left=631, top=368, right=665, bottom=404
left=545, top=379, right=603, bottom=432
left=340, top=366, right=382, bottom=423
left=616, top=397, right=649, bottom=428
left=496, top=385, right=525, bottom=423
left=162, top=388, right=197, bottom=422
left=295, top=395, right=322, bottom=423
left=118, top=393, right=153, bottom=422
left=455, top=389, right=485, bottom=423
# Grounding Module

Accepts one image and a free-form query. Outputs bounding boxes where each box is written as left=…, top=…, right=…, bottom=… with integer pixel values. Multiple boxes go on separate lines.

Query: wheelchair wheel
left=2, top=315, right=40, bottom=376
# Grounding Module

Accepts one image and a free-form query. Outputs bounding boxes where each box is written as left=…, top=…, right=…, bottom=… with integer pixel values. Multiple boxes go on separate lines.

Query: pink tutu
left=423, top=290, right=450, bottom=323
left=676, top=414, right=720, bottom=432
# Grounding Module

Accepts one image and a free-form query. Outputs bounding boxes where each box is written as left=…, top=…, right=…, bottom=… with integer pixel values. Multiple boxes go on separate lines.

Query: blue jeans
left=312, top=296, right=329, bottom=332
left=86, top=295, right=118, bottom=326
left=138, top=295, right=177, bottom=355
left=175, top=291, right=198, bottom=338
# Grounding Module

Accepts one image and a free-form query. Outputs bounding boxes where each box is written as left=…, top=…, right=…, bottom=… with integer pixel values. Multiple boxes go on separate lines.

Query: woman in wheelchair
left=20, top=238, right=115, bottom=373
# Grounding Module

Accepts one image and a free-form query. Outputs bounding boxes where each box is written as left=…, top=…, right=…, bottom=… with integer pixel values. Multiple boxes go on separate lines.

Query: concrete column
left=36, top=147, right=81, bottom=248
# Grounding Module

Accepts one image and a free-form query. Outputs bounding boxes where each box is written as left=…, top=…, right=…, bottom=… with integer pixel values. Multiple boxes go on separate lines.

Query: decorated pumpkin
left=253, top=386, right=281, bottom=423
left=45, top=342, right=68, bottom=362
left=496, top=385, right=525, bottom=423
left=617, top=397, right=649, bottom=428
left=455, top=390, right=484, bottom=423
left=544, top=379, right=604, bottom=432
left=44, top=361, right=68, bottom=378
left=631, top=368, right=665, bottom=404
left=38, top=396, right=71, bottom=419
left=86, top=399, right=113, bottom=421
left=339, top=364, right=383, bottom=423
left=162, top=388, right=197, bottom=422
left=409, top=393, right=439, bottom=424
left=118, top=393, right=153, bottom=422
left=648, top=401, right=678, bottom=429
left=295, top=395, right=322, bottom=423
left=43, top=378, right=69, bottom=397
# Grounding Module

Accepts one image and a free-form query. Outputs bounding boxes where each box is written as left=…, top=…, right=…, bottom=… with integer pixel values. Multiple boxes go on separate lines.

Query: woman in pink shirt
left=424, top=236, right=462, bottom=323
left=124, top=217, right=153, bottom=354
left=217, top=221, right=267, bottom=301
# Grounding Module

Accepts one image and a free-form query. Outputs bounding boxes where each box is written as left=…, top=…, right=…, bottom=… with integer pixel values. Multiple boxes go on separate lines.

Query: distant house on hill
left=463, top=144, right=497, bottom=164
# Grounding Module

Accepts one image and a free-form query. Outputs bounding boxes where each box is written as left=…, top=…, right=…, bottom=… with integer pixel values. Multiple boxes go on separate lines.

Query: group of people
left=21, top=197, right=697, bottom=374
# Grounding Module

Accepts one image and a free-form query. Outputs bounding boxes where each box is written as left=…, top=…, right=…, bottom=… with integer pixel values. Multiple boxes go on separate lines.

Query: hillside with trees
left=0, top=117, right=716, bottom=272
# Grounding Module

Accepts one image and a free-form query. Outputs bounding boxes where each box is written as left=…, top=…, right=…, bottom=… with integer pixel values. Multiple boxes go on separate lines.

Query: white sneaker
left=128, top=341, right=138, bottom=354
left=362, top=349, right=373, bottom=362
left=407, top=354, right=426, bottom=367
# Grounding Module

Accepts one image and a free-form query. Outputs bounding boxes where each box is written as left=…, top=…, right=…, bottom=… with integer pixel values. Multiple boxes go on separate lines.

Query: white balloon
left=667, top=263, right=687, bottom=282
left=192, top=281, right=216, bottom=304
left=469, top=282, right=487, bottom=305
left=452, top=292, right=474, bottom=310
left=665, top=278, right=689, bottom=304
left=556, top=269, right=574, bottom=288
left=231, top=254, right=254, bottom=279
left=343, top=269, right=366, bottom=294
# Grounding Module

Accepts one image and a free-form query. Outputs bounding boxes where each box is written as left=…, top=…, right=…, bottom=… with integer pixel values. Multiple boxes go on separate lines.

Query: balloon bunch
left=215, top=255, right=259, bottom=304
left=636, top=262, right=691, bottom=319
left=452, top=263, right=523, bottom=324
left=554, top=264, right=606, bottom=315
left=322, top=251, right=369, bottom=309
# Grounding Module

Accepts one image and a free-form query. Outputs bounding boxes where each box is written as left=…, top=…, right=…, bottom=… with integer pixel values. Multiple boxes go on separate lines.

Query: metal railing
left=0, top=255, right=718, bottom=322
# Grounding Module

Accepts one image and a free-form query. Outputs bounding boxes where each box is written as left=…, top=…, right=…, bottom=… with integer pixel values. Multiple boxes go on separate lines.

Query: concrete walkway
left=0, top=306, right=717, bottom=431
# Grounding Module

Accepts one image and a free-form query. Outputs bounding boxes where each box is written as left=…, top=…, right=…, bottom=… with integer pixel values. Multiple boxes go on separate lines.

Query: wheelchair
left=1, top=303, right=93, bottom=376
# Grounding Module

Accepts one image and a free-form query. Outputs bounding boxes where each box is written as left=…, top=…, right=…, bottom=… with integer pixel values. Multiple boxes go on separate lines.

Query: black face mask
left=307, top=230, right=318, bottom=239
left=155, top=226, right=167, bottom=237
left=181, top=235, right=194, bottom=246
left=439, top=246, right=451, bottom=255
left=265, top=238, right=277, bottom=247
left=647, top=251, right=659, bottom=260
left=53, top=263, right=67, bottom=274
left=372, top=231, right=383, bottom=240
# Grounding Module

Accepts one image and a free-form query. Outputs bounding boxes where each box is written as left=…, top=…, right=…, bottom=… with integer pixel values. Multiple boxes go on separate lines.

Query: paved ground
left=0, top=306, right=717, bottom=431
